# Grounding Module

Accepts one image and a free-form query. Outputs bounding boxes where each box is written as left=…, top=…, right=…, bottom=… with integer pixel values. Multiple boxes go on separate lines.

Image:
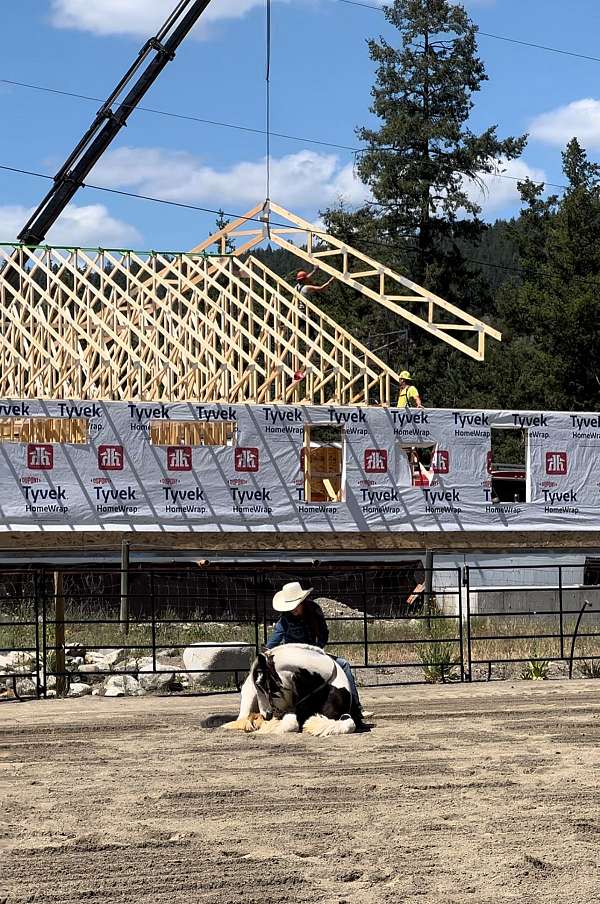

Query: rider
left=266, top=581, right=362, bottom=710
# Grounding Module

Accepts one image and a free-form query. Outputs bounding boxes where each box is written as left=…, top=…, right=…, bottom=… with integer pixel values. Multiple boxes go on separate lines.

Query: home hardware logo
left=431, top=450, right=449, bottom=474
left=364, top=449, right=388, bottom=473
left=545, top=451, right=567, bottom=476
left=167, top=446, right=192, bottom=472
left=27, top=444, right=53, bottom=470
left=98, top=445, right=124, bottom=471
left=235, top=447, right=259, bottom=472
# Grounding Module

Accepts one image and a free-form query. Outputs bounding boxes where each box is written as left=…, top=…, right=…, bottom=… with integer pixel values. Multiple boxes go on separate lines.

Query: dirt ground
left=1, top=682, right=599, bottom=904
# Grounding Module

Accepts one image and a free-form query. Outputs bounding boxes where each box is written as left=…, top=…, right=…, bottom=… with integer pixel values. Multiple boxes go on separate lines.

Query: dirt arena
left=1, top=681, right=599, bottom=904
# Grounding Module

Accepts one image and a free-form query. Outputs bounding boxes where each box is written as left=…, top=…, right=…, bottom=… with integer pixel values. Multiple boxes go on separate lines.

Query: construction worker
left=397, top=370, right=422, bottom=408
left=295, top=268, right=335, bottom=299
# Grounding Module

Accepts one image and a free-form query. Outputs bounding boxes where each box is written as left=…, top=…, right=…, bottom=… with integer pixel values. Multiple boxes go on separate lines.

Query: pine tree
left=322, top=0, right=527, bottom=400
left=495, top=138, right=600, bottom=410
left=350, top=0, right=526, bottom=286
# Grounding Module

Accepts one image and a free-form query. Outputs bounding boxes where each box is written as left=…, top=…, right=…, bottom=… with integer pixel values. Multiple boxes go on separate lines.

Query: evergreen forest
left=250, top=0, right=599, bottom=413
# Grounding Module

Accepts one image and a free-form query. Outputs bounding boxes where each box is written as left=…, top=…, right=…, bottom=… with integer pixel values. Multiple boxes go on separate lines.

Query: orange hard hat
left=296, top=271, right=308, bottom=281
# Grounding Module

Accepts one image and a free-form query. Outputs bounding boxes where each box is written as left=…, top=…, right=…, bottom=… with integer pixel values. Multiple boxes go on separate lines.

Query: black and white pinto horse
left=224, top=643, right=368, bottom=736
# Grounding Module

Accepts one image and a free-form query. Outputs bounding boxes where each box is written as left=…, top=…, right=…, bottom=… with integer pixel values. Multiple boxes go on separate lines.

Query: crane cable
left=263, top=0, right=272, bottom=237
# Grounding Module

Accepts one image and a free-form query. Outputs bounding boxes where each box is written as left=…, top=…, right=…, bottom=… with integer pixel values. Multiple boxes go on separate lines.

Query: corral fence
left=1, top=562, right=599, bottom=699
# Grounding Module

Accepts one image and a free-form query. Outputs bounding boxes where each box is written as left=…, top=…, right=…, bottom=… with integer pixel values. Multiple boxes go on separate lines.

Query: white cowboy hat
left=272, top=581, right=313, bottom=612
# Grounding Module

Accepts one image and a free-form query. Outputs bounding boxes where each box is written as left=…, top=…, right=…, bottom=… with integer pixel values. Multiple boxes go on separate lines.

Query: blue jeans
left=335, top=656, right=359, bottom=706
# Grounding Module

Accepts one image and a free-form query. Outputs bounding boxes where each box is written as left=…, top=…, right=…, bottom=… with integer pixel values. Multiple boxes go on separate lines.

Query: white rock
left=103, top=674, right=142, bottom=696
left=123, top=675, right=142, bottom=696
left=85, top=652, right=110, bottom=666
left=104, top=684, right=125, bottom=697
left=77, top=663, right=103, bottom=682
left=103, top=676, right=125, bottom=696
left=182, top=642, right=254, bottom=688
left=15, top=677, right=37, bottom=696
left=138, top=668, right=174, bottom=692
left=0, top=651, right=33, bottom=671
left=68, top=682, right=92, bottom=697
left=99, top=648, right=128, bottom=667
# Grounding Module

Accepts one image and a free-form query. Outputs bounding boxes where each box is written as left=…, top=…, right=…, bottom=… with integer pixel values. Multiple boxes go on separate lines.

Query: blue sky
left=1, top=0, right=599, bottom=249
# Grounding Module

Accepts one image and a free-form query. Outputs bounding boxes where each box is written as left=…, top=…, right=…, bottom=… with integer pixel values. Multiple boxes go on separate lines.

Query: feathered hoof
left=303, top=714, right=357, bottom=737
left=222, top=713, right=265, bottom=732
left=258, top=713, right=300, bottom=734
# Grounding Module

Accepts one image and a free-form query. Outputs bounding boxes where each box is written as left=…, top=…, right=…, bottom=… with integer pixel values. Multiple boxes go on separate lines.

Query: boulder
left=0, top=651, right=33, bottom=672
left=68, top=682, right=92, bottom=698
left=103, top=675, right=125, bottom=697
left=103, top=674, right=142, bottom=697
left=138, top=668, right=175, bottom=693
left=97, top=648, right=128, bottom=668
left=77, top=664, right=104, bottom=683
left=85, top=651, right=110, bottom=666
left=182, top=642, right=254, bottom=688
left=15, top=677, right=37, bottom=697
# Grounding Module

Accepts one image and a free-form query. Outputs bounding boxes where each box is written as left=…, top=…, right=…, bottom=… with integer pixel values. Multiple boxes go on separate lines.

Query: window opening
left=396, top=443, right=440, bottom=487
left=303, top=424, right=344, bottom=503
left=150, top=420, right=236, bottom=447
left=583, top=558, right=600, bottom=586
left=0, top=417, right=88, bottom=444
left=489, top=427, right=528, bottom=503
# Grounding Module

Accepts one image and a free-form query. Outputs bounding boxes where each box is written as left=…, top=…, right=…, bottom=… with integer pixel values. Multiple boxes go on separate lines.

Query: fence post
left=558, top=565, right=564, bottom=660
left=424, top=549, right=434, bottom=607
left=150, top=570, right=157, bottom=672
left=54, top=571, right=66, bottom=697
left=362, top=570, right=368, bottom=668
left=457, top=567, right=465, bottom=682
left=41, top=566, right=48, bottom=699
left=262, top=585, right=268, bottom=647
left=33, top=570, right=41, bottom=698
left=465, top=566, right=472, bottom=682
left=253, top=573, right=260, bottom=655
left=120, top=539, right=130, bottom=636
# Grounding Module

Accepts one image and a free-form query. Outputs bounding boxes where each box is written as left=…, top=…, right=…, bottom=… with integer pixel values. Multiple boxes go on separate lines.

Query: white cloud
left=530, top=98, right=600, bottom=150
left=91, top=146, right=370, bottom=210
left=0, top=204, right=142, bottom=247
left=463, top=158, right=547, bottom=216
left=50, top=0, right=276, bottom=38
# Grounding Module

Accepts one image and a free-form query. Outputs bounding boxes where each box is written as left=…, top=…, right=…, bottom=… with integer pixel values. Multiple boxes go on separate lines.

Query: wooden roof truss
left=0, top=242, right=398, bottom=404
left=192, top=200, right=501, bottom=362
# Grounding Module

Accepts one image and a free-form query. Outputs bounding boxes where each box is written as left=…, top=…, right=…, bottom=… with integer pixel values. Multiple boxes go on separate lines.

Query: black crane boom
left=18, top=0, right=213, bottom=246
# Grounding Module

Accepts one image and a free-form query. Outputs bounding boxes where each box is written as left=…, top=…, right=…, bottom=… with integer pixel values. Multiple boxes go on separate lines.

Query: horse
left=223, top=643, right=368, bottom=737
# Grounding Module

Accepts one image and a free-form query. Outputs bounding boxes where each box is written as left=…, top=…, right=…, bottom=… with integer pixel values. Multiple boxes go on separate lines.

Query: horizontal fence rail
left=1, top=562, right=599, bottom=700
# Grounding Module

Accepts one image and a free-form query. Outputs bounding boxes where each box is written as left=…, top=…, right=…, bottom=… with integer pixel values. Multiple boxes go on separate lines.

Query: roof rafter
left=191, top=200, right=502, bottom=361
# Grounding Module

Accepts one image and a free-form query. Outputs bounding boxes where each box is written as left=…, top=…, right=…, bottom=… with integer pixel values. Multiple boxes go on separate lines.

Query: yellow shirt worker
left=397, top=370, right=422, bottom=408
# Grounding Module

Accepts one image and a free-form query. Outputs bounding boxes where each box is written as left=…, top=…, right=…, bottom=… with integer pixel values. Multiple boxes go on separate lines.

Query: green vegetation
left=255, top=1, right=600, bottom=415
left=521, top=647, right=550, bottom=680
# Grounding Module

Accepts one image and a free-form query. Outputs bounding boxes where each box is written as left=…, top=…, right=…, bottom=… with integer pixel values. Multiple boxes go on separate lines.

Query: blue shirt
left=266, top=605, right=329, bottom=650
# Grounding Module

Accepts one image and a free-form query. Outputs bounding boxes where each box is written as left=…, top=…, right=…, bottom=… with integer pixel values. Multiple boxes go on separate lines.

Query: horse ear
left=256, top=651, right=269, bottom=670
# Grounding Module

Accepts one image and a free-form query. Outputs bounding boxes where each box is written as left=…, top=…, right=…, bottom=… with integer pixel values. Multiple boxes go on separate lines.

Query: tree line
left=256, top=0, right=599, bottom=412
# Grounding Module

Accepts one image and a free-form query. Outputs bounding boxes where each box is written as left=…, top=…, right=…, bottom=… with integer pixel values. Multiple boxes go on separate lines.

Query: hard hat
left=399, top=370, right=412, bottom=380
left=296, top=271, right=308, bottom=281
